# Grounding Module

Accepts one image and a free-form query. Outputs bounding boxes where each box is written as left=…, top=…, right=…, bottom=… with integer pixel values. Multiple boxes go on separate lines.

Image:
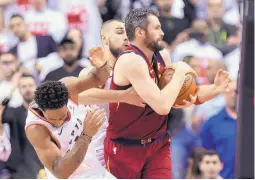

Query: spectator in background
left=192, top=59, right=226, bottom=131
left=224, top=46, right=240, bottom=80
left=0, top=8, right=13, bottom=54
left=207, top=0, right=239, bottom=55
left=155, top=0, right=189, bottom=46
left=171, top=19, right=223, bottom=62
left=200, top=80, right=237, bottom=179
left=169, top=108, right=201, bottom=179
left=0, top=52, right=23, bottom=108
left=55, top=0, right=102, bottom=55
left=198, top=150, right=223, bottom=179
left=9, top=14, right=56, bottom=75
left=66, top=28, right=84, bottom=60
left=186, top=147, right=206, bottom=179
left=12, top=74, right=43, bottom=178
left=43, top=38, right=84, bottom=81
left=23, top=0, right=67, bottom=42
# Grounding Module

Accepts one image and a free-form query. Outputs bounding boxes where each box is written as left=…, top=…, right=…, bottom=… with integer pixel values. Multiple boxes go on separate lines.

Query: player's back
left=25, top=100, right=112, bottom=179
left=107, top=45, right=167, bottom=140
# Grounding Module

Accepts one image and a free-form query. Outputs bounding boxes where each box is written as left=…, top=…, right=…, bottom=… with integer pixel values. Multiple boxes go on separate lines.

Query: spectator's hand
left=83, top=108, right=106, bottom=137
left=173, top=29, right=191, bottom=45
left=214, top=69, right=232, bottom=93
left=35, top=62, right=43, bottom=74
left=88, top=46, right=106, bottom=68
left=173, top=87, right=199, bottom=108
left=124, top=87, right=146, bottom=107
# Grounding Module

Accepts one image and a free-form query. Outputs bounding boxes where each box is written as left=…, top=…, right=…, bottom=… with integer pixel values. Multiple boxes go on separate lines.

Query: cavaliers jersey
left=25, top=99, right=115, bottom=179
left=107, top=44, right=167, bottom=140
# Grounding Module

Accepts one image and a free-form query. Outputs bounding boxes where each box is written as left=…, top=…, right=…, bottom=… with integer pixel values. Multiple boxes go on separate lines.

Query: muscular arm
left=26, top=125, right=90, bottom=179
left=61, top=65, right=110, bottom=103
left=115, top=53, right=185, bottom=115
left=78, top=88, right=128, bottom=105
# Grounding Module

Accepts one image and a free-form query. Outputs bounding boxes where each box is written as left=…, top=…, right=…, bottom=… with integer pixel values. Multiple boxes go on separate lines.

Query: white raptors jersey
left=91, top=72, right=112, bottom=167
left=25, top=99, right=114, bottom=179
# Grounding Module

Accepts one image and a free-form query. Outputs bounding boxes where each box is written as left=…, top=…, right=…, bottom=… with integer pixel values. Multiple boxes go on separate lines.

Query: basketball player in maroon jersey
left=102, top=8, right=232, bottom=179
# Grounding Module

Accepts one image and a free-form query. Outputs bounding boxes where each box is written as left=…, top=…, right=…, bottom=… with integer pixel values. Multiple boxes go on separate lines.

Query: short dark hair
left=59, top=37, right=75, bottom=47
left=34, top=81, right=69, bottom=111
left=21, top=73, right=35, bottom=79
left=10, top=14, right=24, bottom=21
left=202, top=149, right=222, bottom=162
left=125, top=8, right=159, bottom=41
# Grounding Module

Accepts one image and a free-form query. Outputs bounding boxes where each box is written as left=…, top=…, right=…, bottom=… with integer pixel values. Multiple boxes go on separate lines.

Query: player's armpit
left=26, top=125, right=90, bottom=179
left=116, top=54, right=185, bottom=115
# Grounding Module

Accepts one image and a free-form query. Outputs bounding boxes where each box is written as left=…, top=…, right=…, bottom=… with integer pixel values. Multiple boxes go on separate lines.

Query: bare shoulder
left=26, top=124, right=51, bottom=149
left=116, top=52, right=148, bottom=70
left=159, top=49, right=171, bottom=66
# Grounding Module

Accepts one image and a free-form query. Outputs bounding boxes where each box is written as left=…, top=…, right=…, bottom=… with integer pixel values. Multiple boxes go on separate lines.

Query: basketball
left=159, top=68, right=197, bottom=106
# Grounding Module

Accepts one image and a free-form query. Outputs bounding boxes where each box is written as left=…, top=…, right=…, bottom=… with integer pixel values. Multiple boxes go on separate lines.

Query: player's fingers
left=92, top=109, right=106, bottom=120
left=189, top=95, right=196, bottom=103
left=183, top=99, right=191, bottom=104
left=94, top=116, right=106, bottom=128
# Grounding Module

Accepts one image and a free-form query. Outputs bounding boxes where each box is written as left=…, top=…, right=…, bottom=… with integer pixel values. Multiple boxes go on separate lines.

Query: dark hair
left=59, top=37, right=75, bottom=47
left=34, top=81, right=69, bottom=111
left=21, top=73, right=35, bottom=80
left=10, top=14, right=24, bottom=21
left=125, top=8, right=159, bottom=41
left=65, top=28, right=84, bottom=59
left=201, top=149, right=221, bottom=162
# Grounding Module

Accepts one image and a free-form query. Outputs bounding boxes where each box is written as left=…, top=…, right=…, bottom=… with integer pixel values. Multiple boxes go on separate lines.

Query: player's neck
left=131, top=42, right=154, bottom=63
left=105, top=51, right=116, bottom=69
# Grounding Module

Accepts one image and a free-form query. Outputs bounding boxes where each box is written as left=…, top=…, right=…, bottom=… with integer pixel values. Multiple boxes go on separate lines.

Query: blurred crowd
left=0, top=0, right=241, bottom=179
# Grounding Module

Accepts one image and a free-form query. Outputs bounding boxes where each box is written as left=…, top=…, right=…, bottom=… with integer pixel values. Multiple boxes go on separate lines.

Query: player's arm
left=60, top=65, right=110, bottom=103
left=26, top=125, right=91, bottom=179
left=196, top=69, right=232, bottom=103
left=78, top=87, right=144, bottom=107
left=117, top=53, right=190, bottom=115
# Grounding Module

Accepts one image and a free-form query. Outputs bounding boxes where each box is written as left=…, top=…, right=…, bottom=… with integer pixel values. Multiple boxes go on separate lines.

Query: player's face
left=59, top=43, right=79, bottom=66
left=9, top=17, right=27, bottom=39
left=43, top=106, right=68, bottom=127
left=108, top=22, right=129, bottom=58
left=0, top=53, right=18, bottom=80
left=144, top=15, right=165, bottom=52
left=19, top=77, right=36, bottom=104
left=199, top=155, right=223, bottom=179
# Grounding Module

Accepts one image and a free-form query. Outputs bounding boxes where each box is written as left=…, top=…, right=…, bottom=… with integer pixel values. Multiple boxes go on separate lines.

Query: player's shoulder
left=25, top=123, right=51, bottom=148
left=117, top=52, right=147, bottom=68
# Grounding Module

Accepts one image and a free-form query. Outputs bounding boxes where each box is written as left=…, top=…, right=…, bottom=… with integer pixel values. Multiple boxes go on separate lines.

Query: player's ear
left=101, top=35, right=108, bottom=46
left=136, top=27, right=145, bottom=38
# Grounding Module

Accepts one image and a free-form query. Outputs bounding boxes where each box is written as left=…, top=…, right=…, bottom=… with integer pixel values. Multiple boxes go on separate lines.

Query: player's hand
left=83, top=108, right=106, bottom=137
left=173, top=87, right=199, bottom=108
left=88, top=46, right=107, bottom=68
left=214, top=69, right=232, bottom=93
left=170, top=62, right=198, bottom=77
left=124, top=87, right=146, bottom=107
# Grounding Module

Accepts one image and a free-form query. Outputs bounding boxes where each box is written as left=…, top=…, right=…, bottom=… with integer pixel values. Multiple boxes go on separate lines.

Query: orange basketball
left=159, top=68, right=197, bottom=106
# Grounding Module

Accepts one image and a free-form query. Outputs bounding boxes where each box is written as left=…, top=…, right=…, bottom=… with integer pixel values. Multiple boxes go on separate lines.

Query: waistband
left=109, top=132, right=169, bottom=146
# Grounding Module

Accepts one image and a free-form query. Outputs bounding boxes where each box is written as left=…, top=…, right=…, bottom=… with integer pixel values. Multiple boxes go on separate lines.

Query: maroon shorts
left=104, top=134, right=172, bottom=179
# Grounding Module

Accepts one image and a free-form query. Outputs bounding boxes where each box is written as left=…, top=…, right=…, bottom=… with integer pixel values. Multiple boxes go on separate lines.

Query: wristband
left=81, top=133, right=92, bottom=143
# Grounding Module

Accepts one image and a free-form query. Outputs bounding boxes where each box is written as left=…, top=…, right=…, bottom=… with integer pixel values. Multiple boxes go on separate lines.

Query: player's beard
left=144, top=33, right=164, bottom=52
left=109, top=42, right=122, bottom=58
left=63, top=58, right=77, bottom=66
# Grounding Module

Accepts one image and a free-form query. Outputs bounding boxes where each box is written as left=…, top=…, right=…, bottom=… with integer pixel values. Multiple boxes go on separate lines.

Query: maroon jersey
left=107, top=45, right=167, bottom=140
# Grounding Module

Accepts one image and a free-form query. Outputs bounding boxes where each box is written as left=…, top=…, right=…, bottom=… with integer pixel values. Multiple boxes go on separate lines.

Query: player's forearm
left=197, top=84, right=220, bottom=103
left=149, top=72, right=185, bottom=115
left=159, top=70, right=186, bottom=114
left=78, top=88, right=126, bottom=105
left=52, top=135, right=90, bottom=179
left=90, top=64, right=110, bottom=87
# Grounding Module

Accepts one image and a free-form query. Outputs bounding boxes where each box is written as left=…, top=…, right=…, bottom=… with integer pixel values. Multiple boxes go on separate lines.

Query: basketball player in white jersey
left=78, top=19, right=134, bottom=167
left=25, top=54, right=143, bottom=178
